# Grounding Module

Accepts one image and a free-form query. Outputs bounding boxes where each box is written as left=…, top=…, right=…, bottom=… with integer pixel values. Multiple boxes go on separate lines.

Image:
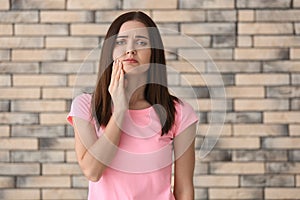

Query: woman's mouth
left=123, top=58, right=138, bottom=63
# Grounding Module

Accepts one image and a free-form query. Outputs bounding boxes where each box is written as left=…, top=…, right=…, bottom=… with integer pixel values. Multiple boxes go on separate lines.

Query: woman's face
left=112, top=20, right=151, bottom=75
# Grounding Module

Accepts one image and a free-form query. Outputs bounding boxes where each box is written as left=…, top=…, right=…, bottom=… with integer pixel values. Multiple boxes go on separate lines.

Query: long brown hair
left=92, top=11, right=179, bottom=135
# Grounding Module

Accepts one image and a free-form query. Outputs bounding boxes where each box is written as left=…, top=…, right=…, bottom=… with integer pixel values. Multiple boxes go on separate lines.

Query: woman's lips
left=123, top=58, right=138, bottom=63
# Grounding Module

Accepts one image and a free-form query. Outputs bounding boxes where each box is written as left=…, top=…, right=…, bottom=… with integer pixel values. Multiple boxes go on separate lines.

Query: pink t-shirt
left=67, top=93, right=198, bottom=200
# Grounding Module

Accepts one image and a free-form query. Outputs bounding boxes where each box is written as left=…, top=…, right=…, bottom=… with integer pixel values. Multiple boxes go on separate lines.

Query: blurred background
left=0, top=0, right=300, bottom=199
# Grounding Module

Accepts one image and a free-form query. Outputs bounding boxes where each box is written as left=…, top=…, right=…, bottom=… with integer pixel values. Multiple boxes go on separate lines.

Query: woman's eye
left=115, top=40, right=126, bottom=45
left=136, top=40, right=147, bottom=46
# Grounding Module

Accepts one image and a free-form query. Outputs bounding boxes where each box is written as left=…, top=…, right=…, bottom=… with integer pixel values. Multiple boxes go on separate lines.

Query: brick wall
left=0, top=0, right=300, bottom=199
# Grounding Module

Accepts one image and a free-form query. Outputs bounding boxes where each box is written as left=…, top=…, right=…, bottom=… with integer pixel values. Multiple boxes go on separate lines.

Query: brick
left=0, top=112, right=38, bottom=124
left=194, top=175, right=238, bottom=187
left=157, top=23, right=179, bottom=35
left=0, top=189, right=40, bottom=200
left=13, top=75, right=66, bottom=86
left=0, top=176, right=14, bottom=188
left=40, top=113, right=68, bottom=125
left=200, top=150, right=232, bottom=162
left=15, top=24, right=68, bottom=36
left=0, top=125, right=9, bottom=137
left=208, top=112, right=262, bottom=123
left=12, top=151, right=65, bottom=162
left=241, top=175, right=294, bottom=187
left=267, top=162, right=300, bottom=173
left=67, top=49, right=100, bottom=61
left=0, top=163, right=40, bottom=175
left=0, top=75, right=10, bottom=86
left=296, top=23, right=300, bottom=34
left=42, top=62, right=94, bottom=74
left=235, top=99, right=289, bottom=111
left=237, top=0, right=291, bottom=8
left=0, top=11, right=38, bottom=22
left=236, top=74, right=289, bottom=86
left=210, top=162, right=264, bottom=174
left=289, top=150, right=300, bottom=161
left=291, top=48, right=300, bottom=59
left=0, top=0, right=9, bottom=10
left=12, top=50, right=66, bottom=61
left=256, top=10, right=300, bottom=21
left=237, top=36, right=252, bottom=47
left=197, top=124, right=232, bottom=137
left=46, top=37, right=99, bottom=49
left=41, top=11, right=93, bottom=23
left=42, top=87, right=73, bottom=99
left=71, top=24, right=109, bottom=36
left=181, top=23, right=235, bottom=35
left=263, top=137, right=300, bottom=149
left=234, top=48, right=289, bottom=60
left=0, top=62, right=39, bottom=73
left=263, top=61, right=300, bottom=72
left=68, top=74, right=97, bottom=87
left=68, top=0, right=118, bottom=9
left=12, top=125, right=65, bottom=137
left=66, top=150, right=77, bottom=163
left=42, top=189, right=87, bottom=200
left=195, top=188, right=208, bottom=199
left=186, top=98, right=231, bottom=112
left=0, top=100, right=9, bottom=112
left=215, top=137, right=260, bottom=149
left=40, top=138, right=74, bottom=150
left=254, top=36, right=300, bottom=47
left=0, top=50, right=9, bottom=61
left=265, top=188, right=300, bottom=199
left=0, top=151, right=9, bottom=161
left=11, top=0, right=65, bottom=9
left=290, top=125, right=300, bottom=136
left=179, top=0, right=234, bottom=9
left=0, top=88, right=40, bottom=99
left=292, top=74, right=300, bottom=85
left=207, top=10, right=236, bottom=22
left=0, top=138, right=38, bottom=150
left=72, top=176, right=88, bottom=188
left=181, top=74, right=233, bottom=86
left=42, top=163, right=82, bottom=175
left=123, top=0, right=176, bottom=9
left=298, top=175, right=300, bottom=186
left=11, top=100, right=66, bottom=112
left=212, top=36, right=235, bottom=47
left=194, top=161, right=208, bottom=175
left=0, top=24, right=12, bottom=35
left=295, top=0, right=300, bottom=7
left=239, top=23, right=293, bottom=35
left=162, top=35, right=206, bottom=48
left=225, top=86, right=265, bottom=98
left=267, top=86, right=300, bottom=98
left=17, top=176, right=70, bottom=188
left=209, top=188, right=263, bottom=199
left=233, top=150, right=288, bottom=161
left=178, top=48, right=232, bottom=60
left=0, top=37, right=43, bottom=48
left=95, top=10, right=151, bottom=23
left=167, top=61, right=204, bottom=73
left=238, top=10, right=254, bottom=22
left=234, top=124, right=288, bottom=136
left=153, top=10, right=205, bottom=22
left=264, top=112, right=300, bottom=123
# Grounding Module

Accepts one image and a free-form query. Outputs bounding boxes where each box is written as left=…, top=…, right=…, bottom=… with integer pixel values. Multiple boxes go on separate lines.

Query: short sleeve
left=67, top=93, right=93, bottom=126
left=173, top=100, right=198, bottom=137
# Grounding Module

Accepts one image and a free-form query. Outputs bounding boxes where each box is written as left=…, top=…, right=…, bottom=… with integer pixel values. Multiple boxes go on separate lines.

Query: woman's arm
left=173, top=123, right=196, bottom=200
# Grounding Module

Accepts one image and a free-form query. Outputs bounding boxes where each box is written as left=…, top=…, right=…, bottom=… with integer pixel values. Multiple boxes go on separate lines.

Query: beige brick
left=17, top=176, right=70, bottom=188
left=267, top=162, right=300, bottom=173
left=68, top=0, right=118, bottom=9
left=0, top=138, right=38, bottom=150
left=12, top=151, right=65, bottom=162
left=167, top=61, right=205, bottom=73
left=263, top=61, right=300, bottom=72
left=0, top=88, right=40, bottom=99
left=42, top=163, right=82, bottom=175
left=215, top=137, right=260, bottom=149
left=237, top=0, right=291, bottom=8
left=0, top=11, right=38, bottom=22
left=71, top=24, right=109, bottom=36
left=40, top=138, right=74, bottom=150
left=239, top=23, right=293, bottom=34
left=68, top=74, right=97, bottom=87
left=42, top=87, right=73, bottom=99
left=179, top=0, right=234, bottom=9
left=11, top=100, right=66, bottom=112
left=181, top=74, right=231, bottom=86
left=265, top=188, right=300, bottom=199
left=12, top=50, right=66, bottom=61
left=207, top=10, right=236, bottom=22
left=263, top=137, right=300, bottom=149
left=0, top=189, right=40, bottom=200
left=198, top=124, right=232, bottom=137
left=256, top=10, right=300, bottom=21
left=66, top=150, right=77, bottom=163
left=186, top=98, right=230, bottom=112
left=0, top=62, right=39, bottom=73
left=41, top=11, right=93, bottom=23
left=0, top=125, right=9, bottom=137
left=124, top=0, right=176, bottom=9
left=297, top=175, right=300, bottom=186
left=238, top=10, right=254, bottom=21
left=181, top=23, right=235, bottom=35
left=95, top=10, right=151, bottom=23
left=15, top=24, right=68, bottom=36
left=42, top=189, right=87, bottom=200
left=236, top=74, right=289, bottom=86
left=0, top=112, right=38, bottom=124
left=254, top=36, right=300, bottom=47
left=291, top=48, right=300, bottom=59
left=194, top=175, right=238, bottom=187
left=264, top=112, right=300, bottom=123
left=0, top=176, right=14, bottom=188
left=233, top=150, right=287, bottom=162
left=162, top=35, right=207, bottom=48
left=209, top=188, right=263, bottom=199
left=235, top=48, right=288, bottom=60
left=46, top=37, right=99, bottom=49
left=0, top=37, right=43, bottom=48
left=0, top=24, right=12, bottom=35
left=67, top=49, right=100, bottom=61
left=267, top=86, right=300, bottom=98
left=235, top=99, right=289, bottom=111
left=237, top=36, right=252, bottom=47
left=0, top=0, right=9, bottom=10
left=210, top=162, right=264, bottom=174
left=41, top=62, right=94, bottom=74
left=234, top=124, right=288, bottom=136
left=153, top=10, right=204, bottom=22
left=226, top=87, right=265, bottom=98
left=0, top=163, right=40, bottom=175
left=241, top=175, right=294, bottom=187
left=13, top=75, right=66, bottom=86
left=0, top=75, right=11, bottom=86
left=72, top=176, right=89, bottom=187
left=178, top=48, right=232, bottom=60
left=296, top=23, right=300, bottom=34
left=290, top=125, right=300, bottom=136
left=11, top=0, right=65, bottom=9
left=0, top=151, right=9, bottom=162
left=40, top=113, right=68, bottom=125
left=0, top=50, right=10, bottom=61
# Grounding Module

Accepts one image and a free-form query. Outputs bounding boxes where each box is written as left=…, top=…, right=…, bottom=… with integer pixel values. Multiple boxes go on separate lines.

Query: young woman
left=67, top=11, right=198, bottom=200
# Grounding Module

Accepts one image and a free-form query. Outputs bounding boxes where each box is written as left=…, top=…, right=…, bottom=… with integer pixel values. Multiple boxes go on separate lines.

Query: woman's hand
left=108, top=60, right=128, bottom=114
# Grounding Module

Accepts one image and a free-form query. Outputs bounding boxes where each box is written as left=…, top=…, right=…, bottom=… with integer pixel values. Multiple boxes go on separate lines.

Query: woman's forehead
left=118, top=21, right=149, bottom=37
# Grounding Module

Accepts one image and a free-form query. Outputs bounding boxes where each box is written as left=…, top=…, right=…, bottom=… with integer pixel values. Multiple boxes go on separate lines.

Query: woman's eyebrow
left=116, top=35, right=149, bottom=39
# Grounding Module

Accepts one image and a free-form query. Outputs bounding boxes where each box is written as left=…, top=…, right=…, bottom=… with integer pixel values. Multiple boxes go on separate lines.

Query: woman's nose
left=126, top=41, right=137, bottom=55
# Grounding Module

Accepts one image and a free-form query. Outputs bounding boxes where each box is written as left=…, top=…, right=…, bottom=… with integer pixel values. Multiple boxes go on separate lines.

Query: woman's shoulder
left=174, top=98, right=195, bottom=115
left=73, top=93, right=92, bottom=104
